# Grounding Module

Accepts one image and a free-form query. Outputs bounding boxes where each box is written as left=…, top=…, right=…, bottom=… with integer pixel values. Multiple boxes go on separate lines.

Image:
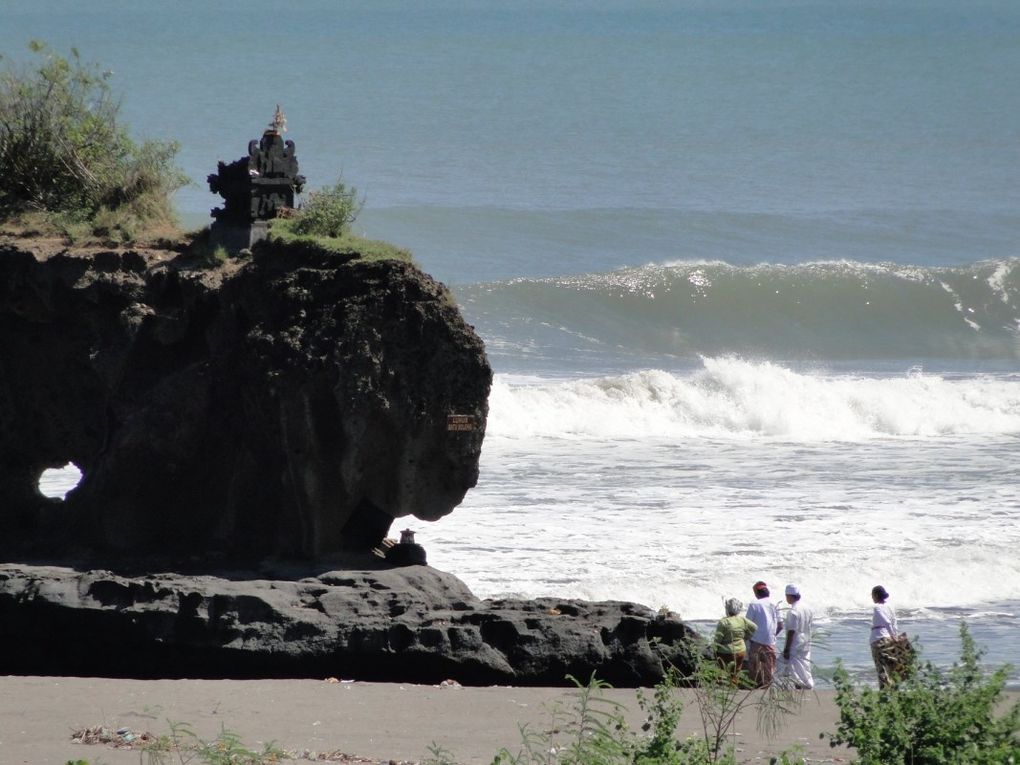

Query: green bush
left=141, top=721, right=284, bottom=764
left=290, top=176, right=363, bottom=238
left=492, top=674, right=633, bottom=765
left=828, top=622, right=1020, bottom=764
left=485, top=666, right=802, bottom=765
left=0, top=41, right=188, bottom=233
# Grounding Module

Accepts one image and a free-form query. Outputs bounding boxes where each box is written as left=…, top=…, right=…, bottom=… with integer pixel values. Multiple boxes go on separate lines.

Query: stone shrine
left=207, top=105, right=306, bottom=250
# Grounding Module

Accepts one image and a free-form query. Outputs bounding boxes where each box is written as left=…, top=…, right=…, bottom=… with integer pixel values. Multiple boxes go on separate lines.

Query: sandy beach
left=0, top=676, right=863, bottom=764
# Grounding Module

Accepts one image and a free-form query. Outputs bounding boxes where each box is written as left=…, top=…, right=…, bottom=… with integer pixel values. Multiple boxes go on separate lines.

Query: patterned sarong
left=871, top=633, right=915, bottom=688
left=748, top=641, right=777, bottom=687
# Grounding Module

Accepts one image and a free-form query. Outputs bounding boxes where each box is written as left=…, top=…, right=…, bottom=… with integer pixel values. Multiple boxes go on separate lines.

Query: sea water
left=6, top=1, right=1019, bottom=687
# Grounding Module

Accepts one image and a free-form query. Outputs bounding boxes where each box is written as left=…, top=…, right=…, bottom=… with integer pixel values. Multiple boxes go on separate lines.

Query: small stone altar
left=207, top=105, right=306, bottom=251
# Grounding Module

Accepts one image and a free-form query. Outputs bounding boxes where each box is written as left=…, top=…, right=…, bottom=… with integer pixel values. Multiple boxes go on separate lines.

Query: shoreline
left=1, top=676, right=858, bottom=764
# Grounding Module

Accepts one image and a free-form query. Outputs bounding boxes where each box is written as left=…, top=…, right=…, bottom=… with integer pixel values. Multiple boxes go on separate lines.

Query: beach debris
left=438, top=678, right=462, bottom=688
left=288, top=752, right=418, bottom=763
left=71, top=726, right=419, bottom=764
left=71, top=724, right=157, bottom=749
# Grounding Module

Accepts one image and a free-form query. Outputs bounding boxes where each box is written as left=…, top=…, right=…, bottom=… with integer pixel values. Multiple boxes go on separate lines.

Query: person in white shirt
left=781, top=583, right=814, bottom=690
left=745, top=580, right=783, bottom=687
left=870, top=584, right=900, bottom=688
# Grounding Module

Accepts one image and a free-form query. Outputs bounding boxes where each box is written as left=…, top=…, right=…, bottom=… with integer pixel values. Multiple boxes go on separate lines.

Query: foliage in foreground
left=0, top=41, right=188, bottom=240
left=143, top=721, right=284, bottom=764
left=829, top=622, right=1020, bottom=765
left=445, top=661, right=805, bottom=765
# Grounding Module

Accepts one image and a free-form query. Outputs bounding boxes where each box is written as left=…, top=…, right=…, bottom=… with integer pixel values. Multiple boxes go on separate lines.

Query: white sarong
left=784, top=646, right=814, bottom=689
left=783, top=602, right=814, bottom=690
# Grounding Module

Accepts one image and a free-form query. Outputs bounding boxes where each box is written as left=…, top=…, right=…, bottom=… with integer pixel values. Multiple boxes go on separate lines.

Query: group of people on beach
left=713, top=581, right=907, bottom=690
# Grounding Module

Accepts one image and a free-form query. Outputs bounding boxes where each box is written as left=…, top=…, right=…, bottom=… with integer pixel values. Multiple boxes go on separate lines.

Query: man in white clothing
left=746, top=580, right=782, bottom=687
left=781, top=583, right=814, bottom=690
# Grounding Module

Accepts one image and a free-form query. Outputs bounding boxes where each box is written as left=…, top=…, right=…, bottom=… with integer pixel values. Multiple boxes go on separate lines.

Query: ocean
left=6, top=0, right=1019, bottom=687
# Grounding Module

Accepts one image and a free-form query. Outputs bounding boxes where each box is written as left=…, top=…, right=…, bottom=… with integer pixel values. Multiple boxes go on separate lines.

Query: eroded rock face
left=0, top=241, right=491, bottom=561
left=0, top=563, right=701, bottom=687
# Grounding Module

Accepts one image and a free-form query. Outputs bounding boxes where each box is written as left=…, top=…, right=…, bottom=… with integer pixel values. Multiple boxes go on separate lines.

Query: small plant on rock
left=267, top=175, right=412, bottom=263
left=290, top=175, right=363, bottom=238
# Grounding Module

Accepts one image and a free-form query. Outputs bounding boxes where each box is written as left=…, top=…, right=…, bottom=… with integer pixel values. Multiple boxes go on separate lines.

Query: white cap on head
left=785, top=584, right=800, bottom=596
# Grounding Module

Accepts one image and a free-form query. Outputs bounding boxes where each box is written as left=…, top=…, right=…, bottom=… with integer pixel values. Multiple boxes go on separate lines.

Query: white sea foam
left=988, top=260, right=1015, bottom=304
left=37, top=463, right=82, bottom=499
left=36, top=360, right=1019, bottom=626
left=402, top=358, right=1020, bottom=625
left=488, top=358, right=1020, bottom=441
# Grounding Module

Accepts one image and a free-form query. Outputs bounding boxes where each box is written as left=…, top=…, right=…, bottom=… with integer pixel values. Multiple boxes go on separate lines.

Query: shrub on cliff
left=290, top=175, right=364, bottom=238
left=269, top=177, right=412, bottom=264
left=0, top=41, right=188, bottom=237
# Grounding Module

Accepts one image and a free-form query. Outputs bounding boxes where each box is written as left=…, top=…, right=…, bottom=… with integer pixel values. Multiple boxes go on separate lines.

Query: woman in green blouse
left=713, top=597, right=757, bottom=682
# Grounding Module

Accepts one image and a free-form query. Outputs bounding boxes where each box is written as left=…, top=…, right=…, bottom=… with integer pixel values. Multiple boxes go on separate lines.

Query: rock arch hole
left=38, top=462, right=83, bottom=500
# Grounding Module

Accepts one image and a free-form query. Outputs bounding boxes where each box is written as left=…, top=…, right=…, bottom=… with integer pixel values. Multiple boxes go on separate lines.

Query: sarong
left=748, top=641, right=777, bottom=687
left=783, top=649, right=814, bottom=690
left=871, top=634, right=914, bottom=688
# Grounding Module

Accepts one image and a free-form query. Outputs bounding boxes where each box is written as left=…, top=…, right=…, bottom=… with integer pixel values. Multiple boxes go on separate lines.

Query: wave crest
left=461, top=258, right=1020, bottom=361
left=489, top=358, right=1020, bottom=441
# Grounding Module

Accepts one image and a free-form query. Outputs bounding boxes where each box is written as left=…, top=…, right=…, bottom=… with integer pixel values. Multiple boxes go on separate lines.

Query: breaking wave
left=459, top=258, right=1020, bottom=361
left=488, top=357, right=1020, bottom=441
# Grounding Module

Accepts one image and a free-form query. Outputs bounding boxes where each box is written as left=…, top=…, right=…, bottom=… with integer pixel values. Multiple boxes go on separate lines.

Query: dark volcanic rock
left=0, top=563, right=702, bottom=687
left=0, top=240, right=490, bottom=560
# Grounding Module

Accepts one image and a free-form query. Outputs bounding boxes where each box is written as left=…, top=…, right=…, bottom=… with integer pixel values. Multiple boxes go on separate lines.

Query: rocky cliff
left=0, top=237, right=702, bottom=686
left=0, top=239, right=490, bottom=561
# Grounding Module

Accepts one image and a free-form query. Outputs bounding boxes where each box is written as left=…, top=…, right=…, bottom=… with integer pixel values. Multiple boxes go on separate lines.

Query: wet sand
left=0, top=676, right=857, bottom=764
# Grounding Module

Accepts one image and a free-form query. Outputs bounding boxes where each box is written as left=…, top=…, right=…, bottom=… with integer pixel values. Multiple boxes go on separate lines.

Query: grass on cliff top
left=267, top=176, right=414, bottom=265
left=0, top=209, right=184, bottom=250
left=268, top=217, right=415, bottom=264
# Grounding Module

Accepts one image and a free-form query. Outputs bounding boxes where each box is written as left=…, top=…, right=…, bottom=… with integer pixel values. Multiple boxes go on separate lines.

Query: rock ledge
left=0, top=562, right=700, bottom=687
